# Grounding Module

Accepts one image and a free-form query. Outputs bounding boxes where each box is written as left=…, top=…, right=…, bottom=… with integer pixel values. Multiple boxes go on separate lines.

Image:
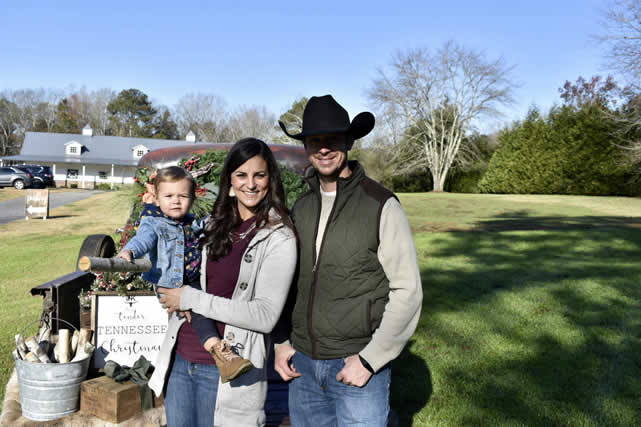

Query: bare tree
left=66, top=87, right=116, bottom=135
left=595, top=2, right=641, bottom=168
left=89, top=88, right=116, bottom=135
left=37, top=89, right=65, bottom=131
left=174, top=93, right=229, bottom=142
left=597, top=0, right=641, bottom=83
left=0, top=97, right=20, bottom=155
left=6, top=89, right=38, bottom=134
left=0, top=89, right=45, bottom=151
left=366, top=41, right=516, bottom=191
left=227, top=105, right=276, bottom=142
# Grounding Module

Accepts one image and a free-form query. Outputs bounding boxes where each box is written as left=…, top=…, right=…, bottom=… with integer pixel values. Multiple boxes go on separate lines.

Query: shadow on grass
left=391, top=340, right=432, bottom=426
left=474, top=212, right=641, bottom=232
left=413, top=212, right=641, bottom=233
left=406, top=213, right=641, bottom=425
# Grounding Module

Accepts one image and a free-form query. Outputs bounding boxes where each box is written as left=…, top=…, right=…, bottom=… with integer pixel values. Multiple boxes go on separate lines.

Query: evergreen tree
left=274, top=96, right=308, bottom=144
left=152, top=109, right=179, bottom=140
left=54, top=98, right=80, bottom=134
left=479, top=105, right=632, bottom=195
left=107, top=89, right=157, bottom=137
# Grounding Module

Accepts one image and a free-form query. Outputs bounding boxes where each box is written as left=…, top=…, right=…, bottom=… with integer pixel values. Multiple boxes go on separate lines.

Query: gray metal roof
left=0, top=132, right=190, bottom=166
left=0, top=154, right=140, bottom=166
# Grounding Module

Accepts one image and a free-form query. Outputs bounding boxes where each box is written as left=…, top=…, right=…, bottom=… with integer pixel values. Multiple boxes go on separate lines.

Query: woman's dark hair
left=203, top=138, right=293, bottom=260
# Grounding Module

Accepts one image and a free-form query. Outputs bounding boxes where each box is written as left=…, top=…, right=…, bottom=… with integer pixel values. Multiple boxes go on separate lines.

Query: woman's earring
left=229, top=187, right=236, bottom=197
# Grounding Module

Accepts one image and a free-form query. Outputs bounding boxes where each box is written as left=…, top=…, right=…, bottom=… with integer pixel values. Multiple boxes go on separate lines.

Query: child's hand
left=177, top=311, right=192, bottom=322
left=116, top=249, right=134, bottom=262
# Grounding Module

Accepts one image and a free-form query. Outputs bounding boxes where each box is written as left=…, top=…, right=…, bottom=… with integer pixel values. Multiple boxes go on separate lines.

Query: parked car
left=15, top=165, right=54, bottom=188
left=0, top=166, right=33, bottom=189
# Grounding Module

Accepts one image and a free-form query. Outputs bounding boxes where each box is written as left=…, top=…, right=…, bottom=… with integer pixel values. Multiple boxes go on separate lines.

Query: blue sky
left=2, top=0, right=609, bottom=131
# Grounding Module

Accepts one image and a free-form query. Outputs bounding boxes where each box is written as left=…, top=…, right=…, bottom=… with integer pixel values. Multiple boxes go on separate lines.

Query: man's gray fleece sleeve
left=359, top=198, right=423, bottom=372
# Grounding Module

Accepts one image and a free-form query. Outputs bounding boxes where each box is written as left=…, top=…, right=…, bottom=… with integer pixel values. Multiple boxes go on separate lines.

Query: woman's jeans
left=288, top=351, right=391, bottom=427
left=165, top=353, right=220, bottom=427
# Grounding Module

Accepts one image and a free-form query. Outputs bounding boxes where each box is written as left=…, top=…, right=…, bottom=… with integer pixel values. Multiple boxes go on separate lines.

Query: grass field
left=0, top=187, right=104, bottom=202
left=0, top=188, right=25, bottom=202
left=1, top=192, right=641, bottom=425
left=393, top=193, right=641, bottom=426
left=0, top=189, right=131, bottom=405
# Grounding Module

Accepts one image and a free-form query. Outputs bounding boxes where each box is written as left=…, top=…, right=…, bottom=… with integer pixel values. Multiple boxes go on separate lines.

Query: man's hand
left=157, top=287, right=183, bottom=313
left=116, top=249, right=133, bottom=262
left=274, top=344, right=301, bottom=381
left=336, top=354, right=372, bottom=387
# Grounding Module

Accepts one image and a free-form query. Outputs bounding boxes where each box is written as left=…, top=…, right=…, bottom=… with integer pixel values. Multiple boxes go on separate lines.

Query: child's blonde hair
left=152, top=166, right=197, bottom=199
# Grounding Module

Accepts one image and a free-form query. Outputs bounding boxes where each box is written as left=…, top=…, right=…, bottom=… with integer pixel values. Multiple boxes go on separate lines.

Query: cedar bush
left=386, top=171, right=433, bottom=193
left=122, top=149, right=306, bottom=248
left=479, top=106, right=636, bottom=195
left=131, top=149, right=305, bottom=217
left=445, top=167, right=487, bottom=193
left=352, top=146, right=486, bottom=193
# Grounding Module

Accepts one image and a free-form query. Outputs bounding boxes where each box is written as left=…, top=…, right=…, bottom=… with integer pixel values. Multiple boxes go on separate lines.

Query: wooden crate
left=80, top=375, right=162, bottom=423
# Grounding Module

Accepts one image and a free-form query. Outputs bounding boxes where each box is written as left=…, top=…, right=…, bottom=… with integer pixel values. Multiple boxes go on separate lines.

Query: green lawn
left=0, top=188, right=26, bottom=202
left=0, top=187, right=95, bottom=202
left=393, top=193, right=641, bottom=426
left=0, top=190, right=131, bottom=405
left=1, top=192, right=640, bottom=425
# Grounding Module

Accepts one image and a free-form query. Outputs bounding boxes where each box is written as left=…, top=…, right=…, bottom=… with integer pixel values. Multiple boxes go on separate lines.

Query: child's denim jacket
left=123, top=212, right=206, bottom=289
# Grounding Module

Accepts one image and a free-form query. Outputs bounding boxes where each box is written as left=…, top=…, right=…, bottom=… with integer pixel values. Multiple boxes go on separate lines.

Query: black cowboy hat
left=278, top=95, right=375, bottom=141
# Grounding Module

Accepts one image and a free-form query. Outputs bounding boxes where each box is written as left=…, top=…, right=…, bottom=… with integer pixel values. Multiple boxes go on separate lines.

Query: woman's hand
left=157, top=287, right=184, bottom=313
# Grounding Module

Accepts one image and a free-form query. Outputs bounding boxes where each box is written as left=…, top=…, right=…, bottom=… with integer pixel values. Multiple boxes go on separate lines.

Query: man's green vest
left=291, top=161, right=396, bottom=359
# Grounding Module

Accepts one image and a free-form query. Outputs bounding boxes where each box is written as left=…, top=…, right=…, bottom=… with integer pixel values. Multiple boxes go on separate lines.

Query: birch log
left=71, top=330, right=79, bottom=355
left=71, top=342, right=95, bottom=362
left=77, top=256, right=151, bottom=273
left=15, top=335, right=28, bottom=359
left=25, top=337, right=51, bottom=363
left=24, top=352, right=40, bottom=363
left=54, top=329, right=71, bottom=363
left=77, top=328, right=92, bottom=348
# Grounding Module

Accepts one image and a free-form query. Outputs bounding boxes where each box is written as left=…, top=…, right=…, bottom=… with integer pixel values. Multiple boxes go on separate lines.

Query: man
left=275, top=95, right=422, bottom=426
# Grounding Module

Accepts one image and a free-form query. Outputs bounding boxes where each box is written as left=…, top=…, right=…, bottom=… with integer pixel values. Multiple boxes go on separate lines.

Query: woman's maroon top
left=176, top=217, right=258, bottom=364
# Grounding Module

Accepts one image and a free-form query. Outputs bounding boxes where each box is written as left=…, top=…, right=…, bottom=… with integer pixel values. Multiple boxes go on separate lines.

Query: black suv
left=0, top=166, right=34, bottom=189
left=15, top=165, right=54, bottom=188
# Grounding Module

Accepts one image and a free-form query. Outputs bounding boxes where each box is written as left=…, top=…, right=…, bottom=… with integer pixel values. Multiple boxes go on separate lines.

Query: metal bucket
left=15, top=318, right=90, bottom=421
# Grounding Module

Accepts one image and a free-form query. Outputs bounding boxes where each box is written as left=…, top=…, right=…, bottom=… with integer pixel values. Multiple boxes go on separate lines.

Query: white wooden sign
left=92, top=293, right=168, bottom=369
left=25, top=189, right=49, bottom=220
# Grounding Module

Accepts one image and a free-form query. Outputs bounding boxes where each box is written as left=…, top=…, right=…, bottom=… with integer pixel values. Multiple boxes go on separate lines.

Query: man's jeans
left=288, top=351, right=391, bottom=427
left=165, top=353, right=220, bottom=427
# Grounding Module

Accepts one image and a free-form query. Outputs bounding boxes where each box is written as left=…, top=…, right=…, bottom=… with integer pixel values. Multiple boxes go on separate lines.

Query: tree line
left=0, top=88, right=285, bottom=156
left=354, top=0, right=641, bottom=196
left=3, top=1, right=639, bottom=197
left=353, top=73, right=641, bottom=197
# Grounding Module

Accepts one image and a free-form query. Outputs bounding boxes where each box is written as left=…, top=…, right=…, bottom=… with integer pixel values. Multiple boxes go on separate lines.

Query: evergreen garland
left=92, top=148, right=306, bottom=295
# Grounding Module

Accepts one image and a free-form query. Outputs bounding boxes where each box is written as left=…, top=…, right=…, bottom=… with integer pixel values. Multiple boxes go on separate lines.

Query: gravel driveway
left=0, top=190, right=104, bottom=224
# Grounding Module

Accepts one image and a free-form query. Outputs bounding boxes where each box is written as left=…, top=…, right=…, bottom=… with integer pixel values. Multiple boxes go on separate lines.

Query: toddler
left=117, top=166, right=253, bottom=382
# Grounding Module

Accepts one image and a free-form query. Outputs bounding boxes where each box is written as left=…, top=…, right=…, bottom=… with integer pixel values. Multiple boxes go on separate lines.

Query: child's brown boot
left=210, top=340, right=254, bottom=383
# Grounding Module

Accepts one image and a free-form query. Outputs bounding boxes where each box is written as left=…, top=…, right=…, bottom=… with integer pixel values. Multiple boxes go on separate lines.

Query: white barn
left=0, top=127, right=198, bottom=189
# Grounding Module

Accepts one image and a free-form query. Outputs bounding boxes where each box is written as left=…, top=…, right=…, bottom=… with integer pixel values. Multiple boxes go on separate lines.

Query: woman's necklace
left=231, top=221, right=256, bottom=243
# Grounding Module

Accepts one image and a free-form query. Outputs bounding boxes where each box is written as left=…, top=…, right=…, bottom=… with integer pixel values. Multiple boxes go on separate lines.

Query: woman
left=149, top=138, right=297, bottom=427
